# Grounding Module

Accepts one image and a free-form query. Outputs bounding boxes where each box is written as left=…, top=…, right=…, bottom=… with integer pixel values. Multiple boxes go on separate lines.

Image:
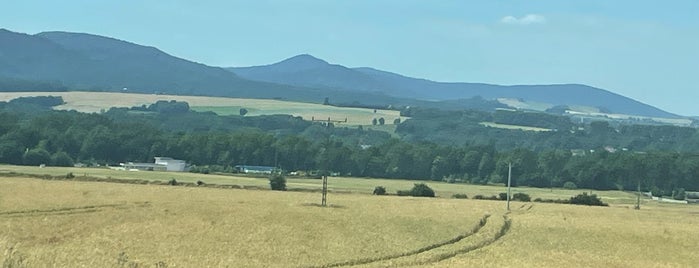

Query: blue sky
left=1, top=0, right=698, bottom=116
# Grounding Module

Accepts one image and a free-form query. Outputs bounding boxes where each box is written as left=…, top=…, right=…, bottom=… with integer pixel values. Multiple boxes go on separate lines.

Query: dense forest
left=0, top=96, right=697, bottom=195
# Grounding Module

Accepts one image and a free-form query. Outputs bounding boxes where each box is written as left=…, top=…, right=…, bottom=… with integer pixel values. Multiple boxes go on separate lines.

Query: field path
left=302, top=208, right=516, bottom=268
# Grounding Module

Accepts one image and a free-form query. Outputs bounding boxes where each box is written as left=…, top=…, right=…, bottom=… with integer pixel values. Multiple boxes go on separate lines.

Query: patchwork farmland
left=0, top=91, right=404, bottom=127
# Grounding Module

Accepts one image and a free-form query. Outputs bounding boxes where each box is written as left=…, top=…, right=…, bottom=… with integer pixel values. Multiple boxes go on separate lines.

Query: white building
left=119, top=157, right=187, bottom=172
left=154, top=157, right=187, bottom=172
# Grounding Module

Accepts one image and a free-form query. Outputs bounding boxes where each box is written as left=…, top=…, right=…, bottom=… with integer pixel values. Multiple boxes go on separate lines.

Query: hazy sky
left=1, top=0, right=698, bottom=116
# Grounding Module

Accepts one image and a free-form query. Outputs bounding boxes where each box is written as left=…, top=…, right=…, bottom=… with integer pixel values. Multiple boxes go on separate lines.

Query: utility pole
left=311, top=116, right=346, bottom=207
left=507, top=162, right=512, bottom=211
left=634, top=179, right=641, bottom=210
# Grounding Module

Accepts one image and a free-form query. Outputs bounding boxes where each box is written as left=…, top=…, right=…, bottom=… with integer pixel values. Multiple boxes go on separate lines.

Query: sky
left=1, top=0, right=698, bottom=116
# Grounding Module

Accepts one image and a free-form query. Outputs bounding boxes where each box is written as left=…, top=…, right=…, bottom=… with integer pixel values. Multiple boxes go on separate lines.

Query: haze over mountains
left=230, top=54, right=677, bottom=118
left=0, top=28, right=679, bottom=118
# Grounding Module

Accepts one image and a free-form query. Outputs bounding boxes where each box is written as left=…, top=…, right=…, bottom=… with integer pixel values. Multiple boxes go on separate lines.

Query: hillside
left=229, top=54, right=678, bottom=118
left=0, top=28, right=678, bottom=117
left=0, top=29, right=367, bottom=104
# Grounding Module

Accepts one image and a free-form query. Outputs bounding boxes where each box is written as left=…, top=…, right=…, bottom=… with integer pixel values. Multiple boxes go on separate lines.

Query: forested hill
left=0, top=28, right=679, bottom=117
left=0, top=29, right=500, bottom=111
left=229, top=54, right=678, bottom=118
left=1, top=96, right=698, bottom=194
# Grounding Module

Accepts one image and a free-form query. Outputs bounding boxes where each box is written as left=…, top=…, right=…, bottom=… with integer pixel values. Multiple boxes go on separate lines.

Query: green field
left=0, top=165, right=637, bottom=204
left=479, top=122, right=554, bottom=132
left=0, top=91, right=404, bottom=127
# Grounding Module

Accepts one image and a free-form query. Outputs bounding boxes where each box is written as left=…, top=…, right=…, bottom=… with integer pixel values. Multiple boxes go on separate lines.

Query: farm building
left=154, top=157, right=187, bottom=171
left=235, top=165, right=276, bottom=174
left=121, top=157, right=187, bottom=172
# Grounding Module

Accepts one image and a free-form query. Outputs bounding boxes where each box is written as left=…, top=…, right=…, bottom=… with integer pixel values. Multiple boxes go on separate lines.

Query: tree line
left=0, top=97, right=697, bottom=195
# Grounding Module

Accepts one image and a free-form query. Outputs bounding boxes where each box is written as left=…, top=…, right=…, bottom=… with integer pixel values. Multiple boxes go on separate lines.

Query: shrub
left=51, top=152, right=74, bottom=167
left=534, top=198, right=569, bottom=204
left=498, top=192, right=508, bottom=200
left=373, top=186, right=387, bottom=195
left=512, top=193, right=531, bottom=202
left=672, top=188, right=686, bottom=200
left=410, top=183, right=435, bottom=197
left=168, top=178, right=178, bottom=186
left=569, top=192, right=608, bottom=206
left=23, top=148, right=51, bottom=166
left=452, top=193, right=468, bottom=199
left=196, top=180, right=205, bottom=186
left=396, top=190, right=412, bottom=196
left=563, top=181, right=577, bottom=190
left=473, top=194, right=498, bottom=200
left=269, top=174, right=286, bottom=191
left=65, top=172, right=75, bottom=179
left=650, top=186, right=663, bottom=197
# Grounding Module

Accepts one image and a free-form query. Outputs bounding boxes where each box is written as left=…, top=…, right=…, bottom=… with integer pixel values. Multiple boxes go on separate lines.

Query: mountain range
left=230, top=54, right=677, bottom=118
left=0, top=28, right=680, bottom=118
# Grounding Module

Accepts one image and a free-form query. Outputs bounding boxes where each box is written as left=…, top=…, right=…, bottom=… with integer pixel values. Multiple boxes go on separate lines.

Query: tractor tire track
left=304, top=214, right=491, bottom=268
left=0, top=202, right=150, bottom=218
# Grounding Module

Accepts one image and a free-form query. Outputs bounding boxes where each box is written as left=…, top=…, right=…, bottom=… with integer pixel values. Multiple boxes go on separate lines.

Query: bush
left=269, top=174, right=286, bottom=191
left=168, top=178, right=178, bottom=186
left=498, top=192, right=508, bottom=200
left=672, top=188, right=686, bottom=200
left=569, top=192, right=608, bottom=206
left=512, top=193, right=531, bottom=202
left=563, top=181, right=577, bottom=190
left=534, top=198, right=569, bottom=204
left=452, top=193, right=468, bottom=199
left=650, top=186, right=663, bottom=197
left=373, top=186, right=387, bottom=195
left=473, top=194, right=498, bottom=200
left=396, top=190, right=412, bottom=196
left=51, top=152, right=74, bottom=167
left=23, top=148, right=51, bottom=166
left=196, top=180, right=205, bottom=186
left=65, top=172, right=75, bottom=179
left=396, top=184, right=435, bottom=197
left=410, top=183, right=435, bottom=197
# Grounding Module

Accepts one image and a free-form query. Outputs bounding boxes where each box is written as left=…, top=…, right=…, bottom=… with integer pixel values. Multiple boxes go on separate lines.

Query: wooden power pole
left=310, top=116, right=346, bottom=207
left=507, top=162, right=512, bottom=211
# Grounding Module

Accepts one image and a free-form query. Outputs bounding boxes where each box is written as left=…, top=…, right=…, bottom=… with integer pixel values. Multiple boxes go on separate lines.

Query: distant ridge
left=230, top=54, right=679, bottom=118
left=0, top=29, right=457, bottom=108
left=0, top=28, right=680, bottom=118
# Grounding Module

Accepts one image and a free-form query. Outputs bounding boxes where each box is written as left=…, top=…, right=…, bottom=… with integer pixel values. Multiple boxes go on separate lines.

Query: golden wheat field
left=0, top=91, right=403, bottom=126
left=1, top=166, right=698, bottom=267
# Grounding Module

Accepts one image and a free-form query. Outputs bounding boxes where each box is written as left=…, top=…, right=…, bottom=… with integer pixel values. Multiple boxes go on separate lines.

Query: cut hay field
left=0, top=91, right=403, bottom=126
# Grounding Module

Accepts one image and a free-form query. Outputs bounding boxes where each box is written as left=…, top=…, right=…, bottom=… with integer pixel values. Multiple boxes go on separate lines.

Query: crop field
left=0, top=165, right=637, bottom=204
left=1, top=166, right=697, bottom=267
left=0, top=91, right=403, bottom=126
left=479, top=122, right=554, bottom=132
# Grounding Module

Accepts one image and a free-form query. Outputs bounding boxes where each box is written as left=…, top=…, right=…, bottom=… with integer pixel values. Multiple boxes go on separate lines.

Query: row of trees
left=0, top=98, right=697, bottom=195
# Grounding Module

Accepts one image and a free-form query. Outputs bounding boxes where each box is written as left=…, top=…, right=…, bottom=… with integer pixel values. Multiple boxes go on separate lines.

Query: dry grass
left=2, top=165, right=697, bottom=267
left=0, top=164, right=639, bottom=205
left=0, top=91, right=404, bottom=126
left=427, top=202, right=699, bottom=268
left=0, top=177, right=496, bottom=267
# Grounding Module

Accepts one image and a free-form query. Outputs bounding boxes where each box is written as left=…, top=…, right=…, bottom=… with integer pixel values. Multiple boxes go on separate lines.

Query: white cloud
left=500, top=14, right=546, bottom=25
